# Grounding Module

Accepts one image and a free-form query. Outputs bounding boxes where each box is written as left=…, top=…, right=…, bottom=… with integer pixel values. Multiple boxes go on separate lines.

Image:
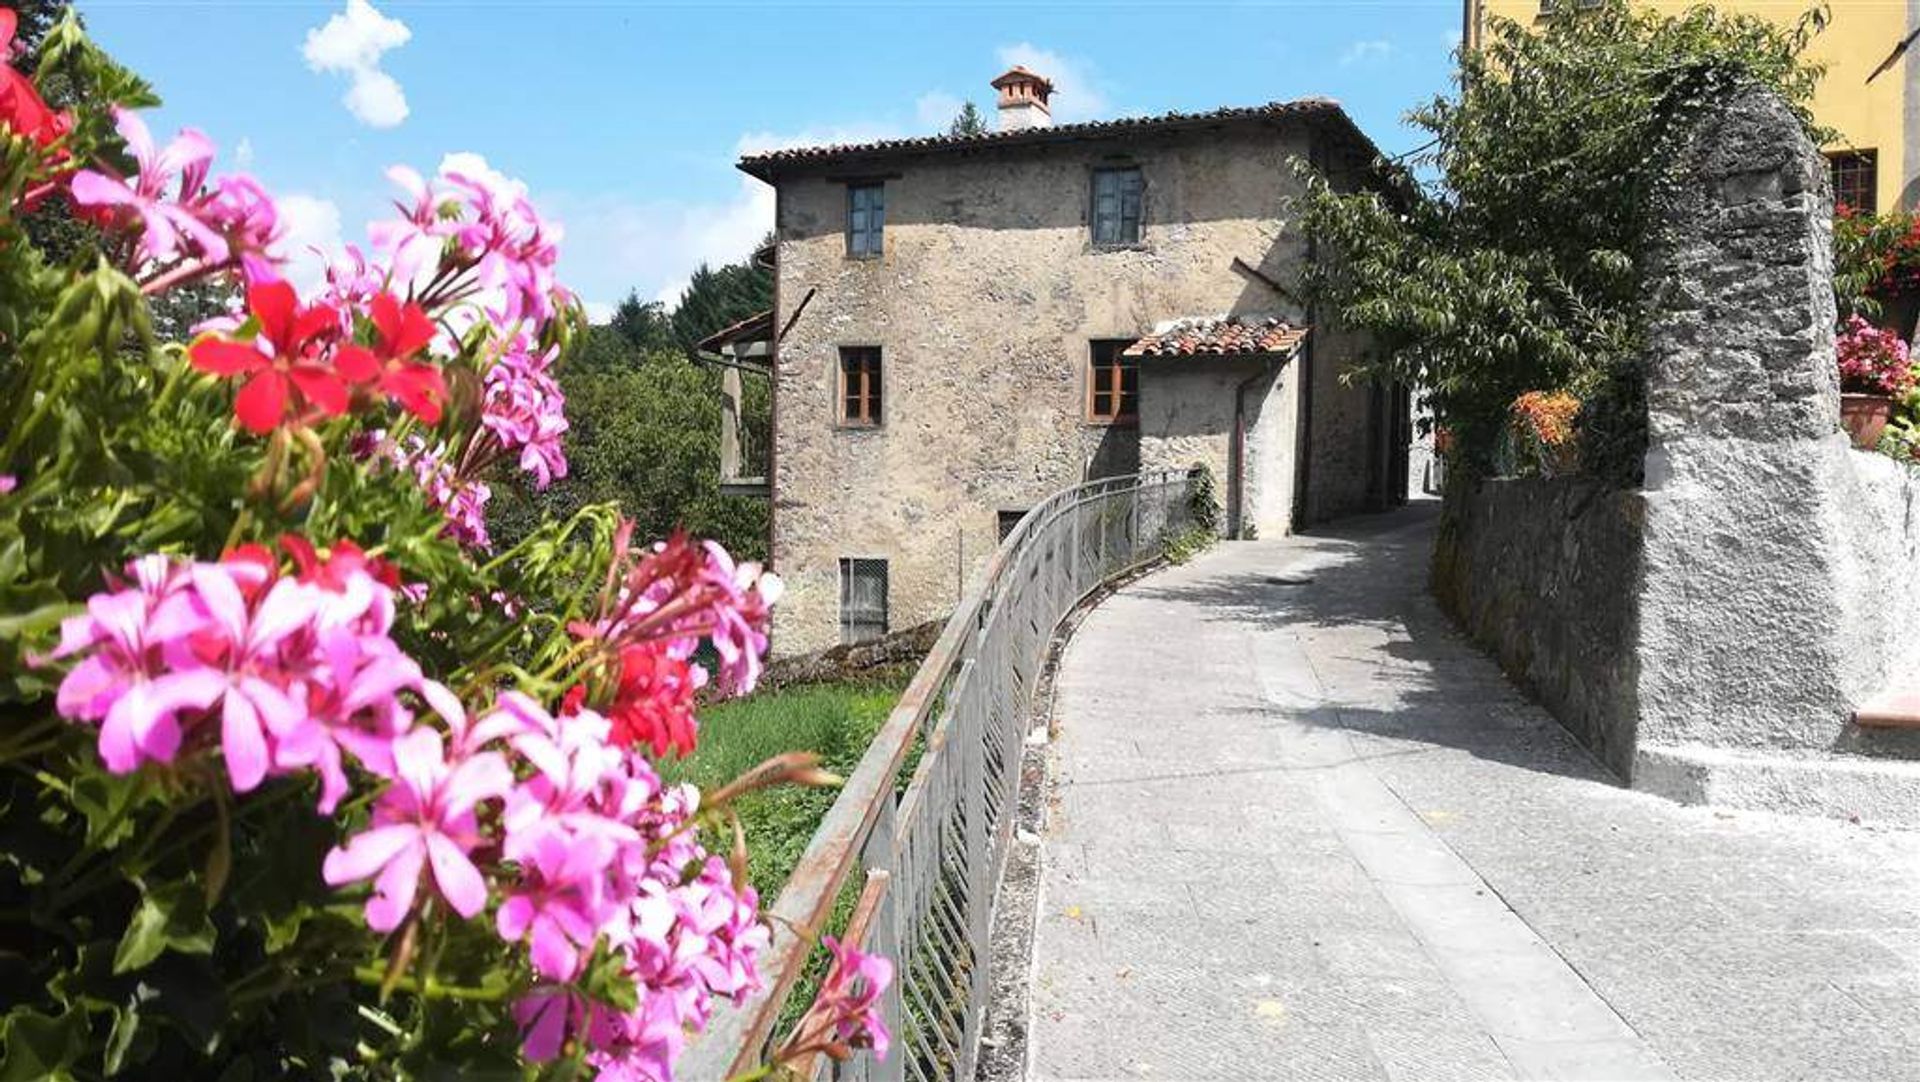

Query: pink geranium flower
left=70, top=108, right=227, bottom=265
left=183, top=561, right=317, bottom=792
left=324, top=727, right=513, bottom=930
left=812, top=936, right=894, bottom=1060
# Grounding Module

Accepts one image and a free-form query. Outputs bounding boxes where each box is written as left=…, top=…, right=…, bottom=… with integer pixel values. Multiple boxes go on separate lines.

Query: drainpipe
left=1292, top=132, right=1324, bottom=532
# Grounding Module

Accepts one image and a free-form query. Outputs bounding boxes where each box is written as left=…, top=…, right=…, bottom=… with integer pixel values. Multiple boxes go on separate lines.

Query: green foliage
left=490, top=244, right=775, bottom=560
left=488, top=334, right=769, bottom=562
left=0, top=20, right=633, bottom=1078
left=947, top=101, right=988, bottom=138
left=661, top=252, right=773, bottom=358
left=665, top=679, right=904, bottom=897
left=1296, top=0, right=1827, bottom=485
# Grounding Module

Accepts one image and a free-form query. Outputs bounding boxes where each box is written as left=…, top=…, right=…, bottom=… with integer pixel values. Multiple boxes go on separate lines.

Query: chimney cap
left=991, top=65, right=1055, bottom=94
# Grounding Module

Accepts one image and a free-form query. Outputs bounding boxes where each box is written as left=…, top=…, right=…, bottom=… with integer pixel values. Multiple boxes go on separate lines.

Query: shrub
left=1296, top=0, right=1827, bottom=486
left=0, top=12, right=884, bottom=1080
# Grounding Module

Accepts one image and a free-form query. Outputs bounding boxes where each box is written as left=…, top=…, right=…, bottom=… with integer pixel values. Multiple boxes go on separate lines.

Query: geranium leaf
left=112, top=882, right=215, bottom=975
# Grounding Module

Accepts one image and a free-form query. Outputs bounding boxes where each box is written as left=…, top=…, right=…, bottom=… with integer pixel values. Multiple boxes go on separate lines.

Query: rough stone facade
left=1432, top=476, right=1643, bottom=778
left=1436, top=85, right=1920, bottom=821
left=756, top=112, right=1391, bottom=655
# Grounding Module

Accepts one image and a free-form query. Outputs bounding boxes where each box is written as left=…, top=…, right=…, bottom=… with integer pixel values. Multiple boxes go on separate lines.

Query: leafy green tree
left=492, top=243, right=775, bottom=557
left=665, top=257, right=772, bottom=355
left=608, top=292, right=678, bottom=355
left=1296, top=0, right=1827, bottom=483
left=487, top=328, right=769, bottom=560
left=948, top=100, right=988, bottom=137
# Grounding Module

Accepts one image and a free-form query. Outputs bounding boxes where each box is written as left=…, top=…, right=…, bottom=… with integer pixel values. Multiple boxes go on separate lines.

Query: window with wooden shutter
left=1087, top=339, right=1138, bottom=424
left=839, top=558, right=888, bottom=644
left=1829, top=150, right=1878, bottom=215
left=1091, top=167, right=1143, bottom=247
left=847, top=182, right=885, bottom=258
left=839, top=347, right=883, bottom=426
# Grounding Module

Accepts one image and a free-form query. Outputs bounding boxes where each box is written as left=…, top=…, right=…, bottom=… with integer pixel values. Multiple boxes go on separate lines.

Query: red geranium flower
left=604, top=642, right=702, bottom=758
left=337, top=292, right=447, bottom=424
left=189, top=279, right=362, bottom=433
left=0, top=11, right=71, bottom=151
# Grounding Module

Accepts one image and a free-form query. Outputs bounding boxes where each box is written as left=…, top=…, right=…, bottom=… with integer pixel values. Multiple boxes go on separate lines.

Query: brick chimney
left=992, top=66, right=1054, bottom=131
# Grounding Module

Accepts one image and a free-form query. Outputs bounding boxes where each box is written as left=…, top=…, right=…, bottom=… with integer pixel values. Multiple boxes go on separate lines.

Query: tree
left=665, top=256, right=772, bottom=355
left=1296, top=0, right=1826, bottom=484
left=607, top=292, right=677, bottom=356
left=948, top=100, right=988, bottom=137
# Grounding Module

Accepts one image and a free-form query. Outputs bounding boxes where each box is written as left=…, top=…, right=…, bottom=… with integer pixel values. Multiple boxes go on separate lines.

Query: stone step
left=1854, top=688, right=1920, bottom=728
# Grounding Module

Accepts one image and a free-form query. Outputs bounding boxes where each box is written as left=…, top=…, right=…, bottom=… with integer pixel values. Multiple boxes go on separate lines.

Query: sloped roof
left=737, top=98, right=1377, bottom=181
left=695, top=308, right=774, bottom=353
left=1124, top=316, right=1309, bottom=359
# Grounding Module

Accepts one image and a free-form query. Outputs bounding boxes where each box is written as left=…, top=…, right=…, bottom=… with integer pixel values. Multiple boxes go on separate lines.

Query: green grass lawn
left=662, top=674, right=912, bottom=1038
left=666, top=675, right=908, bottom=901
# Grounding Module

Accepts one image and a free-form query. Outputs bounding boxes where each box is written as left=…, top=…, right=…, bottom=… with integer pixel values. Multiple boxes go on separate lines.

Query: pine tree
left=948, top=100, right=988, bottom=138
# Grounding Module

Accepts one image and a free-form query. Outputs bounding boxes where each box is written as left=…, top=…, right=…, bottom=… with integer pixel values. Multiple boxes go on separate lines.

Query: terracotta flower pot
left=1841, top=392, right=1893, bottom=449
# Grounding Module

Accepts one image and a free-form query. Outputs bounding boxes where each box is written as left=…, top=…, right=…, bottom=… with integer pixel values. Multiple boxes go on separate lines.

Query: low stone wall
left=1433, top=86, right=1920, bottom=821
left=1432, top=476, right=1643, bottom=778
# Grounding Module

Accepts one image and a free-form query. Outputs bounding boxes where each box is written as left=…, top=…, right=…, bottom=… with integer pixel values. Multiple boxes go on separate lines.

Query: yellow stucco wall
left=1466, top=1, right=1913, bottom=210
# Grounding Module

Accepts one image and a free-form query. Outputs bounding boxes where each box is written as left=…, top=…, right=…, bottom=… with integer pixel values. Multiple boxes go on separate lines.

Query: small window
left=839, top=346, right=883, bottom=426
left=1087, top=339, right=1138, bottom=425
left=839, top=558, right=888, bottom=644
left=997, top=509, right=1028, bottom=541
left=847, top=182, right=885, bottom=258
left=1091, top=167, right=1143, bottom=247
left=1830, top=150, right=1878, bottom=215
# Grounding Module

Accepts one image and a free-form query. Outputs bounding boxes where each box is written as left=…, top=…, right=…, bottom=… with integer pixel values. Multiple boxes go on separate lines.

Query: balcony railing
left=681, top=468, right=1205, bottom=1080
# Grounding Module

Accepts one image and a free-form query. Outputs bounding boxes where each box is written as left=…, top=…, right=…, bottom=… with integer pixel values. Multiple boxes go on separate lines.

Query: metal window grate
left=1829, top=150, right=1878, bottom=215
left=1091, top=167, right=1143, bottom=246
left=848, top=182, right=886, bottom=258
left=840, top=557, right=889, bottom=644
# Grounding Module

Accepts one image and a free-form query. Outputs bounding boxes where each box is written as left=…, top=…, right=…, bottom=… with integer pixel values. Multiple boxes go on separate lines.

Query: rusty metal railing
left=681, top=468, right=1203, bottom=1081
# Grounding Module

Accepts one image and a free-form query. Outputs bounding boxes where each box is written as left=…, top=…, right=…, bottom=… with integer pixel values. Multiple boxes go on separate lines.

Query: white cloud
left=273, top=194, right=344, bottom=293
left=557, top=123, right=907, bottom=318
left=302, top=0, right=412, bottom=129
left=1339, top=40, right=1394, bottom=66
left=233, top=137, right=254, bottom=168
left=995, top=43, right=1108, bottom=123
left=915, top=91, right=964, bottom=133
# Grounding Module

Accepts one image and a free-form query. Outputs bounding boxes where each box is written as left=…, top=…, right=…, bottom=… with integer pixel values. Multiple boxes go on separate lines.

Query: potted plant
left=1837, top=315, right=1915, bottom=448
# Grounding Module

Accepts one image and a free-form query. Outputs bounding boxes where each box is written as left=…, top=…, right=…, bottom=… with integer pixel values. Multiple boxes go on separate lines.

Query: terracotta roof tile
left=694, top=308, right=774, bottom=353
left=1124, top=316, right=1309, bottom=359
left=737, top=98, right=1377, bottom=180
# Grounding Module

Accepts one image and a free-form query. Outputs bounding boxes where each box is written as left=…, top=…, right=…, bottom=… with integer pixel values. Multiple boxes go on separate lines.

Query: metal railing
left=682, top=468, right=1203, bottom=1081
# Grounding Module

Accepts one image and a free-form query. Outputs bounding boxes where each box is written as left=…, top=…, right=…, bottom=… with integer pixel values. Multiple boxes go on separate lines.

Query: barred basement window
left=1091, top=167, right=1143, bottom=246
left=1829, top=150, right=1878, bottom=215
left=846, top=182, right=885, bottom=258
left=1087, top=339, right=1138, bottom=424
left=839, top=346, right=883, bottom=426
left=997, top=509, right=1029, bottom=541
left=839, top=558, right=888, bottom=644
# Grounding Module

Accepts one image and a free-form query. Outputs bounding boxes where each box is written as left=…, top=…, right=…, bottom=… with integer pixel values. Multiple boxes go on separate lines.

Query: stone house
left=707, top=68, right=1407, bottom=656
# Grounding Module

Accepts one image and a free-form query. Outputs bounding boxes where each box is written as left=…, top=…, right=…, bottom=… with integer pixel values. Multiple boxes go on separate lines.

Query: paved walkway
left=1027, top=502, right=1920, bottom=1082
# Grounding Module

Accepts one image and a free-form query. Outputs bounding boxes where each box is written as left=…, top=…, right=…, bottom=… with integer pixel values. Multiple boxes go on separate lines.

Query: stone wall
left=1436, top=84, right=1920, bottom=820
left=1433, top=477, right=1643, bottom=778
left=767, top=122, right=1375, bottom=655
left=1137, top=357, right=1297, bottom=537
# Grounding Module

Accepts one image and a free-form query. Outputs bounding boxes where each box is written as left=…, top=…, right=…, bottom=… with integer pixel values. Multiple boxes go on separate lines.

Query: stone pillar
left=1633, top=84, right=1910, bottom=809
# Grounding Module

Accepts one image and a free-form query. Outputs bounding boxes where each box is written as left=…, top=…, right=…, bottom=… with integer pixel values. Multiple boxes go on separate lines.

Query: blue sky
left=84, top=0, right=1463, bottom=319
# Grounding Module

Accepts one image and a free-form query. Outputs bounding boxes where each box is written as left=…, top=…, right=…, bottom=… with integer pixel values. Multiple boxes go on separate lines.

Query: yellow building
left=1464, top=1, right=1915, bottom=212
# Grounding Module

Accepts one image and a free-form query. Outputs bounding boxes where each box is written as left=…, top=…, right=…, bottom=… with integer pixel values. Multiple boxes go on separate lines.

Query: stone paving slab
left=1026, top=502, right=1920, bottom=1082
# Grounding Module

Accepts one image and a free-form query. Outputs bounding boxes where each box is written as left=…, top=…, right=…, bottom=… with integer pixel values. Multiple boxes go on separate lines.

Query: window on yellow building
left=1829, top=150, right=1878, bottom=215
